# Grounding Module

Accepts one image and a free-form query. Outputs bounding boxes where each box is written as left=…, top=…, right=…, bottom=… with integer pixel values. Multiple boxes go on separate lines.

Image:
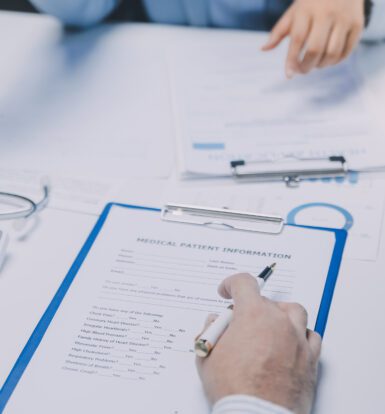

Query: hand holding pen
left=195, top=273, right=321, bottom=413
left=195, top=263, right=276, bottom=357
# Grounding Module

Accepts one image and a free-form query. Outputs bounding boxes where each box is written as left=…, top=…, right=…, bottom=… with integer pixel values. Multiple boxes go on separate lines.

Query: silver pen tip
left=270, top=263, right=276, bottom=269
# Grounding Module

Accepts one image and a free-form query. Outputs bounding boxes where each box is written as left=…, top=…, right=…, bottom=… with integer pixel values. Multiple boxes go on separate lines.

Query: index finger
left=286, top=13, right=312, bottom=77
left=262, top=8, right=293, bottom=51
left=218, top=273, right=262, bottom=310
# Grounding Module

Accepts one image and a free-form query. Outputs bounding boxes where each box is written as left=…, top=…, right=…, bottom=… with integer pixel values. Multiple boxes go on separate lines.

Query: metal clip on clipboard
left=230, top=156, right=348, bottom=187
left=161, top=203, right=284, bottom=234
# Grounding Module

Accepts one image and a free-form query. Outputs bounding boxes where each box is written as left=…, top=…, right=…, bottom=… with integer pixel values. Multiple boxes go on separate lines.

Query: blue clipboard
left=0, top=203, right=347, bottom=412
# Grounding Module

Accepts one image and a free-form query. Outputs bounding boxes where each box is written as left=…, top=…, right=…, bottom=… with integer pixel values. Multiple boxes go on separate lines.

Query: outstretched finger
left=262, top=8, right=293, bottom=51
left=285, top=13, right=312, bottom=78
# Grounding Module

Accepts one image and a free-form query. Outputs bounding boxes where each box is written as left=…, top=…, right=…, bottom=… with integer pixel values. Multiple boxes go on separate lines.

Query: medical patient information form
left=1, top=205, right=345, bottom=413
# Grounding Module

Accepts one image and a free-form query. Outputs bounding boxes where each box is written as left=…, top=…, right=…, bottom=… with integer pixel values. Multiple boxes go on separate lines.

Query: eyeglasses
left=0, top=183, right=50, bottom=221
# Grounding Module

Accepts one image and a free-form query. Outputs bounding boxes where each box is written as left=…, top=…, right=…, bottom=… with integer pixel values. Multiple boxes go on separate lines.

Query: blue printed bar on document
left=193, top=143, right=225, bottom=150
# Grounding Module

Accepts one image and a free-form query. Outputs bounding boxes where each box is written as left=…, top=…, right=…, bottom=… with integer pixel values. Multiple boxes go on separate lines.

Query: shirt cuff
left=212, top=395, right=293, bottom=414
left=362, top=0, right=385, bottom=41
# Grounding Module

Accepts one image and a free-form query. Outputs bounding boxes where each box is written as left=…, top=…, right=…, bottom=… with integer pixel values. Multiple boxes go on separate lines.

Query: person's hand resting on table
left=263, top=0, right=366, bottom=78
left=197, top=273, right=321, bottom=414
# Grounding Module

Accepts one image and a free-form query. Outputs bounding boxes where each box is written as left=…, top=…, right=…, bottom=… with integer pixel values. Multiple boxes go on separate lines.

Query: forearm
left=212, top=396, right=293, bottom=414
left=29, top=0, right=120, bottom=26
left=363, top=0, right=385, bottom=40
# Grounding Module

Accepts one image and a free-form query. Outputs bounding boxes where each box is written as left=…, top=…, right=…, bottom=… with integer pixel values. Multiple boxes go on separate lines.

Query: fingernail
left=262, top=35, right=274, bottom=50
left=286, top=67, right=295, bottom=79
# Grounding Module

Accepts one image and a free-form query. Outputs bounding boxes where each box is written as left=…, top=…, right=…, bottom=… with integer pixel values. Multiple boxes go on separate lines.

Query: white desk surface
left=1, top=11, right=385, bottom=414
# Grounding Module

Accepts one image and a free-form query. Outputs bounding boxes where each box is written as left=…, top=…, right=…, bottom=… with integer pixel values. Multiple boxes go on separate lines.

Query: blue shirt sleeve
left=30, top=0, right=120, bottom=26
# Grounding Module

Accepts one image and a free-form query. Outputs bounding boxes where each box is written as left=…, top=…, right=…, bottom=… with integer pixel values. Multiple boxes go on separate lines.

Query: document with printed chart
left=169, top=29, right=385, bottom=177
left=0, top=204, right=346, bottom=414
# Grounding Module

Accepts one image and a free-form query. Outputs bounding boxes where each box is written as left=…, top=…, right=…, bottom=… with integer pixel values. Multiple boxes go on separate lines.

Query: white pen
left=194, top=263, right=276, bottom=358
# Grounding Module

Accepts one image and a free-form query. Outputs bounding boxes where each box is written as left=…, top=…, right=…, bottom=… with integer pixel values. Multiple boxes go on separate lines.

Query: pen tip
left=270, top=263, right=276, bottom=269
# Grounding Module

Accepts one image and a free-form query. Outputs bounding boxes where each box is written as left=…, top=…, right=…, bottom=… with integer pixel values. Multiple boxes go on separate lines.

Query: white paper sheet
left=169, top=30, right=385, bottom=177
left=4, top=205, right=337, bottom=413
